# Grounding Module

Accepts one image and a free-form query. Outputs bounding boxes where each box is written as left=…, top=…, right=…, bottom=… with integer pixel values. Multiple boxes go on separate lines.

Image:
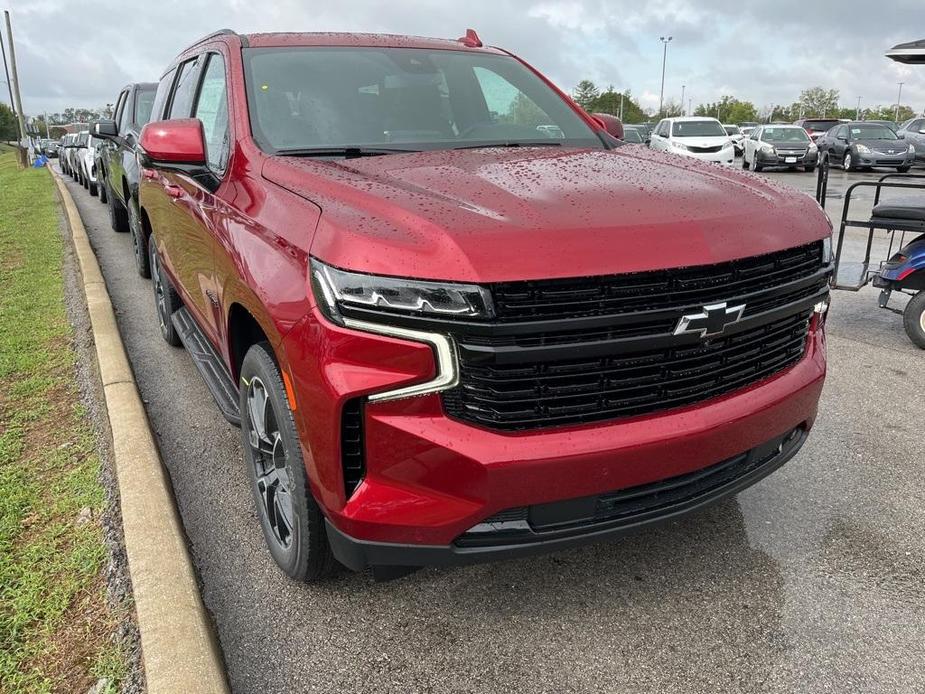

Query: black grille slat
left=444, top=312, right=811, bottom=430
left=489, top=243, right=823, bottom=321
left=341, top=399, right=365, bottom=498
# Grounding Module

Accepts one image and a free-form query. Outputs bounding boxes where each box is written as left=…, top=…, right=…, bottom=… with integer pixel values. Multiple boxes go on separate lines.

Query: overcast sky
left=5, top=0, right=924, bottom=118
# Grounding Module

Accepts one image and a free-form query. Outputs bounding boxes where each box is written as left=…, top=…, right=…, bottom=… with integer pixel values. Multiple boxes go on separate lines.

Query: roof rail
left=187, top=28, right=238, bottom=49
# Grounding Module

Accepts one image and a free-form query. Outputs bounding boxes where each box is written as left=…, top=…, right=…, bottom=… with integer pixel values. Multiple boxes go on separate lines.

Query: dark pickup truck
left=94, top=82, right=157, bottom=277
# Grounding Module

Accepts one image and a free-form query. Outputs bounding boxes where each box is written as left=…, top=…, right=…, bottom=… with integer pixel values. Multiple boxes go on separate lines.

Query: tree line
left=571, top=80, right=917, bottom=124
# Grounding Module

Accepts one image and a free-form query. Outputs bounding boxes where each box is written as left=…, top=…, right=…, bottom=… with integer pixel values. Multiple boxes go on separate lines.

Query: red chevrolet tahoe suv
left=137, top=29, right=832, bottom=581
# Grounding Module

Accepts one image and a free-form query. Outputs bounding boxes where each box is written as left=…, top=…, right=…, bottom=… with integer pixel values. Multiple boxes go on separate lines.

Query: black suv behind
left=95, top=82, right=157, bottom=277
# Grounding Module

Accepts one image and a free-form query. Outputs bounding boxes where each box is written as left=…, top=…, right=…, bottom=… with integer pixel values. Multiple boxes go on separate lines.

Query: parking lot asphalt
left=57, top=162, right=925, bottom=694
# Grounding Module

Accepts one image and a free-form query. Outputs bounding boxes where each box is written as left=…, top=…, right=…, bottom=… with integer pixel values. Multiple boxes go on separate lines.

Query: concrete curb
left=49, top=166, right=230, bottom=694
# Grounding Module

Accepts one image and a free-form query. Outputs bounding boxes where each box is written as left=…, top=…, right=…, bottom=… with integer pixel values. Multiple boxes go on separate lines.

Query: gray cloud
left=5, top=0, right=924, bottom=117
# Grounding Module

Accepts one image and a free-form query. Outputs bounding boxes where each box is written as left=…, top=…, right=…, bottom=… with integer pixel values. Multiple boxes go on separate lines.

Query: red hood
left=262, top=146, right=829, bottom=283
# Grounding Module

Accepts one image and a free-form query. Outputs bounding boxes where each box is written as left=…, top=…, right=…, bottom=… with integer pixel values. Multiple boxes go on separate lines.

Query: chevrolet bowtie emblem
left=674, top=302, right=747, bottom=338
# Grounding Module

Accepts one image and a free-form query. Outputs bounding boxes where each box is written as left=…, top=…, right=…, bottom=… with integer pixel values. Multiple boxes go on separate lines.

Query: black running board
left=172, top=307, right=241, bottom=426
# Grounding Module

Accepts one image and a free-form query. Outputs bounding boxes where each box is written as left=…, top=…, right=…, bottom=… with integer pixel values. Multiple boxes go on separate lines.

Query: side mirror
left=139, top=119, right=206, bottom=167
left=591, top=112, right=624, bottom=140
left=897, top=132, right=905, bottom=139
left=919, top=127, right=925, bottom=135
left=93, top=119, right=118, bottom=139
left=837, top=135, right=846, bottom=142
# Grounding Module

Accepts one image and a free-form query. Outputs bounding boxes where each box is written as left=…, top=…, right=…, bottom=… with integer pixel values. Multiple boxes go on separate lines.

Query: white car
left=74, top=130, right=102, bottom=197
left=648, top=117, right=735, bottom=165
left=723, top=124, right=745, bottom=155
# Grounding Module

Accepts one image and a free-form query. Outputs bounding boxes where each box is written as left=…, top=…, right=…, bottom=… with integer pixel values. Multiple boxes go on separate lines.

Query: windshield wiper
left=274, top=146, right=421, bottom=158
left=452, top=141, right=563, bottom=150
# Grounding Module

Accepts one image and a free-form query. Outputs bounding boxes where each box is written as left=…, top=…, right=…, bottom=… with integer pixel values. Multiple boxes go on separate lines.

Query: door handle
left=142, top=168, right=157, bottom=180
left=165, top=184, right=183, bottom=199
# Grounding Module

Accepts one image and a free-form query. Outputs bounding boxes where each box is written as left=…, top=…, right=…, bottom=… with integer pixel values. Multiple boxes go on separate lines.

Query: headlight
left=909, top=144, right=915, bottom=154
left=759, top=143, right=774, bottom=154
left=671, top=141, right=690, bottom=151
left=808, top=142, right=818, bottom=152
left=722, top=141, right=733, bottom=150
left=855, top=144, right=871, bottom=154
left=310, top=258, right=494, bottom=325
left=821, top=235, right=833, bottom=264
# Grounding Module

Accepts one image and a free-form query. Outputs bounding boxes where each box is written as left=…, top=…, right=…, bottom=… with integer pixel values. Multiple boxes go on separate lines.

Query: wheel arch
left=227, top=302, right=274, bottom=382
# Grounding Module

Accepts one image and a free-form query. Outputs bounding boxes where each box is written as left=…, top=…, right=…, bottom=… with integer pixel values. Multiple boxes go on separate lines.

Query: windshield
left=803, top=120, right=839, bottom=131
left=723, top=125, right=740, bottom=135
left=671, top=120, right=726, bottom=138
left=242, top=46, right=601, bottom=153
left=135, top=88, right=156, bottom=126
left=762, top=127, right=811, bottom=143
left=622, top=128, right=643, bottom=143
left=850, top=124, right=898, bottom=140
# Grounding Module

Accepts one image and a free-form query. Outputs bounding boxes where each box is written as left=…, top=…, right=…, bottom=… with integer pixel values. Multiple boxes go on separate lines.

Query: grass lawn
left=0, top=151, right=128, bottom=692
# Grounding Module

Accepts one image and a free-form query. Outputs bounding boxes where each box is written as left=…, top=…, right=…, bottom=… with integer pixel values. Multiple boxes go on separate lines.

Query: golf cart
left=815, top=39, right=925, bottom=348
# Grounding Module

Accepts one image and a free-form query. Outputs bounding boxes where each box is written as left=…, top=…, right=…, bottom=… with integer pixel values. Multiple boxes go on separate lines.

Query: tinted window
left=168, top=56, right=203, bottom=119
left=242, top=46, right=599, bottom=152
left=622, top=128, right=642, bottom=143
left=723, top=125, right=740, bottom=135
left=194, top=53, right=230, bottom=171
left=803, top=119, right=840, bottom=131
left=134, top=87, right=157, bottom=127
left=151, top=68, right=177, bottom=122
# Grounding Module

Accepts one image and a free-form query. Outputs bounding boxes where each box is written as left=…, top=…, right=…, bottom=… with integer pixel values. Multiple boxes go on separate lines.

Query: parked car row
left=61, top=29, right=831, bottom=583
left=58, top=130, right=105, bottom=194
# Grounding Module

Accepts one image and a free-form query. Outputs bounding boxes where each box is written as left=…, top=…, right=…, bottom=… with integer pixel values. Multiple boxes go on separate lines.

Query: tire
left=742, top=152, right=749, bottom=169
left=149, top=240, right=182, bottom=347
left=128, top=198, right=151, bottom=279
left=805, top=165, right=816, bottom=173
left=902, top=291, right=925, bottom=349
left=107, top=180, right=130, bottom=233
left=753, top=156, right=763, bottom=172
left=89, top=180, right=98, bottom=197
left=898, top=166, right=911, bottom=173
left=843, top=152, right=856, bottom=172
left=240, top=342, right=337, bottom=582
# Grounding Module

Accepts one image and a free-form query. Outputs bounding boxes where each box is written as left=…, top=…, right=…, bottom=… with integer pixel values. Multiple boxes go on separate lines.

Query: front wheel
left=150, top=240, right=182, bottom=347
left=804, top=165, right=816, bottom=173
left=902, top=291, right=925, bottom=349
left=742, top=153, right=750, bottom=169
left=99, top=176, right=108, bottom=204
left=753, top=156, right=763, bottom=172
left=843, top=152, right=856, bottom=171
left=240, top=343, right=337, bottom=582
left=89, top=180, right=98, bottom=197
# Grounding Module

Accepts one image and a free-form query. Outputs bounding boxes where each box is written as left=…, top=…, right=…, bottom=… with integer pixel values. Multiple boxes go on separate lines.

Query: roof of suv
left=197, top=29, right=505, bottom=53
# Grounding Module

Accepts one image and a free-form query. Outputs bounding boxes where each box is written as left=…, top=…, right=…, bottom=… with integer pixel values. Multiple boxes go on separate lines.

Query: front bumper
left=327, top=425, right=809, bottom=570
left=282, top=309, right=826, bottom=568
left=672, top=147, right=735, bottom=165
left=855, top=151, right=914, bottom=167
left=755, top=150, right=818, bottom=167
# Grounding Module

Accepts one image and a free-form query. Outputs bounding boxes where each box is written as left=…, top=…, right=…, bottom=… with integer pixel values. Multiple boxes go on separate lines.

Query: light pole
left=856, top=96, right=862, bottom=120
left=680, top=84, right=686, bottom=116
left=895, top=82, right=904, bottom=122
left=658, top=36, right=672, bottom=117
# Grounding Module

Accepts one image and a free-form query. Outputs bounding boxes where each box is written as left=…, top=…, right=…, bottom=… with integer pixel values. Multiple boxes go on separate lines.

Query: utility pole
left=895, top=82, right=904, bottom=122
left=680, top=84, right=686, bottom=116
left=856, top=96, right=862, bottom=121
left=658, top=36, right=672, bottom=117
left=0, top=23, right=14, bottom=111
left=4, top=11, right=28, bottom=164
left=43, top=111, right=50, bottom=137
left=688, top=97, right=692, bottom=116
left=619, top=92, right=624, bottom=121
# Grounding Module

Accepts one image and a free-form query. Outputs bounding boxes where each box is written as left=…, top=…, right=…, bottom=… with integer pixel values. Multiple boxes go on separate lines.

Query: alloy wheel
left=130, top=205, right=143, bottom=271
left=844, top=153, right=852, bottom=170
left=246, top=377, right=295, bottom=550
